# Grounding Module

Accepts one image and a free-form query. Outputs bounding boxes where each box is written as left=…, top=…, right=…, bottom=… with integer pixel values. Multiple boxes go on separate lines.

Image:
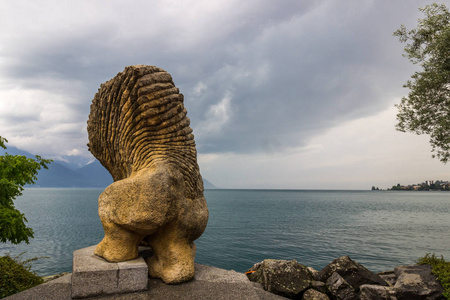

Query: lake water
left=1, top=188, right=449, bottom=276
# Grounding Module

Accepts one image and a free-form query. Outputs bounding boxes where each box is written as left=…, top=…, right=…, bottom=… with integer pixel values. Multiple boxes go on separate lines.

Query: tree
left=394, top=3, right=450, bottom=163
left=391, top=183, right=402, bottom=190
left=0, top=137, right=51, bottom=244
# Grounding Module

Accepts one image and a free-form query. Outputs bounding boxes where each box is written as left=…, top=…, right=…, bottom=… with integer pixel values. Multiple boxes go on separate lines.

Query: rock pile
left=246, top=256, right=444, bottom=300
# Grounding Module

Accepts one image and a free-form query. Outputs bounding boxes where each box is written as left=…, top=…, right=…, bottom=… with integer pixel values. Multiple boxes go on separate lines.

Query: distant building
left=388, top=179, right=450, bottom=191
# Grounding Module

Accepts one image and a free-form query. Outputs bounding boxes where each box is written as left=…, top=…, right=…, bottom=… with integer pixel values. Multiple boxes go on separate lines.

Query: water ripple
left=2, top=189, right=450, bottom=275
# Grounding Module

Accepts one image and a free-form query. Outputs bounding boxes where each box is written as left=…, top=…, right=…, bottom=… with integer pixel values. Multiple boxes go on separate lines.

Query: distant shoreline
left=25, top=187, right=450, bottom=192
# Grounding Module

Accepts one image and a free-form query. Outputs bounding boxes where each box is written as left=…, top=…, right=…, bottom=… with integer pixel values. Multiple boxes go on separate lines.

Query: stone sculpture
left=87, top=65, right=209, bottom=284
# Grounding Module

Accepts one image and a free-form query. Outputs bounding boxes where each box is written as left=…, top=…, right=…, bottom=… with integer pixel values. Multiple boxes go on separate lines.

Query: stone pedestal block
left=71, top=245, right=148, bottom=299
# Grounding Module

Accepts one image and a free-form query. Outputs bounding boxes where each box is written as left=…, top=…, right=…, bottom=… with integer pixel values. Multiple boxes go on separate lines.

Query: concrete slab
left=93, top=264, right=284, bottom=300
left=71, top=245, right=148, bottom=299
left=194, top=264, right=249, bottom=283
left=3, top=274, right=73, bottom=300
left=5, top=263, right=285, bottom=300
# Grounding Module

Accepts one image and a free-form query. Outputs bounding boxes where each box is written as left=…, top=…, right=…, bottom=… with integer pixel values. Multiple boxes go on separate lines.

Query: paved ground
left=5, top=264, right=286, bottom=300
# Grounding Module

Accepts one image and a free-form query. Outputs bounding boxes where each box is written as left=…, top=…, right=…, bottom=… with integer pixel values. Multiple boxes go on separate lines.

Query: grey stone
left=308, top=267, right=320, bottom=281
left=117, top=259, right=149, bottom=293
left=360, top=284, right=396, bottom=300
left=247, top=259, right=313, bottom=299
left=326, top=272, right=358, bottom=300
left=310, top=281, right=328, bottom=294
left=318, top=255, right=388, bottom=290
left=377, top=271, right=397, bottom=286
left=393, top=265, right=444, bottom=300
left=302, top=288, right=330, bottom=300
left=71, top=245, right=148, bottom=298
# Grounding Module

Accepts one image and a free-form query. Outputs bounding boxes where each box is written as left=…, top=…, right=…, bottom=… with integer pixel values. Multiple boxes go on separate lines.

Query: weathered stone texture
left=377, top=271, right=397, bottom=287
left=246, top=259, right=313, bottom=299
left=360, top=284, right=395, bottom=300
left=302, top=288, right=330, bottom=300
left=394, top=265, right=444, bottom=300
left=247, top=257, right=445, bottom=300
left=326, top=272, right=358, bottom=300
left=318, top=256, right=388, bottom=289
left=71, top=245, right=148, bottom=298
left=87, top=65, right=208, bottom=284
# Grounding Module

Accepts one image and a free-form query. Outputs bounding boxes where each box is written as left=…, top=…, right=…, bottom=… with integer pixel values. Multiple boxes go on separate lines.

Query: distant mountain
left=75, top=160, right=113, bottom=187
left=1, top=145, right=218, bottom=189
left=0, top=145, right=34, bottom=158
left=0, top=146, right=113, bottom=188
left=34, top=160, right=113, bottom=188
left=203, top=178, right=218, bottom=189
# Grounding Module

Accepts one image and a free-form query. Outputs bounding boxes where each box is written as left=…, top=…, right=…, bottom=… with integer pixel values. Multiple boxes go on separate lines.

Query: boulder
left=310, top=281, right=328, bottom=294
left=326, top=272, right=358, bottom=300
left=246, top=258, right=446, bottom=300
left=302, top=288, right=330, bottom=300
left=247, top=259, right=313, bottom=299
left=308, top=267, right=320, bottom=281
left=393, top=265, right=444, bottom=300
left=318, top=256, right=388, bottom=290
left=377, top=271, right=397, bottom=287
left=360, top=284, right=395, bottom=300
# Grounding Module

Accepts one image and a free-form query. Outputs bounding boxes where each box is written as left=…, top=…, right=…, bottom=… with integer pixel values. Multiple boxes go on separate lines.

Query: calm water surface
left=1, top=188, right=449, bottom=275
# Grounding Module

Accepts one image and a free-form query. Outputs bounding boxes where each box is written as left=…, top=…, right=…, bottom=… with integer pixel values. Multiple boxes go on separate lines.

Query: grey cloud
left=183, top=1, right=425, bottom=153
left=0, top=0, right=438, bottom=159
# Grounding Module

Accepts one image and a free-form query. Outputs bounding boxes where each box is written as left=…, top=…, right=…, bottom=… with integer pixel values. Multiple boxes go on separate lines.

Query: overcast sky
left=1, top=0, right=449, bottom=189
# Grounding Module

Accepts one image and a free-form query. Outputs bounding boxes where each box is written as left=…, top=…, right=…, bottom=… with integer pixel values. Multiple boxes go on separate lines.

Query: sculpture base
left=71, top=245, right=148, bottom=299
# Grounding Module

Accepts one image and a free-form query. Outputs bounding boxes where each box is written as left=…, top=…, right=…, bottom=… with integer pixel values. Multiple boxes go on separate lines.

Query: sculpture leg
left=145, top=227, right=196, bottom=284
left=94, top=221, right=144, bottom=262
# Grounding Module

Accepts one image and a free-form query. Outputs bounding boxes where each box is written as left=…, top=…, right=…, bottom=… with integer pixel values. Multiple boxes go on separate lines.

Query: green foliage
left=394, top=3, right=450, bottom=163
left=0, top=253, right=44, bottom=298
left=417, top=253, right=450, bottom=299
left=0, top=137, right=6, bottom=149
left=0, top=136, right=52, bottom=244
left=390, top=183, right=402, bottom=190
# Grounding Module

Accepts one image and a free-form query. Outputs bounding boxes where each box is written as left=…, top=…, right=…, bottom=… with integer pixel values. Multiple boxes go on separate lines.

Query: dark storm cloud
left=0, top=0, right=438, bottom=158
left=179, top=1, right=425, bottom=153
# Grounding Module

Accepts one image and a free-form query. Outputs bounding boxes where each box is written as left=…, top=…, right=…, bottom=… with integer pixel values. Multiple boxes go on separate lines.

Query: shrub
left=0, top=136, right=51, bottom=245
left=0, top=253, right=43, bottom=298
left=417, top=253, right=450, bottom=299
